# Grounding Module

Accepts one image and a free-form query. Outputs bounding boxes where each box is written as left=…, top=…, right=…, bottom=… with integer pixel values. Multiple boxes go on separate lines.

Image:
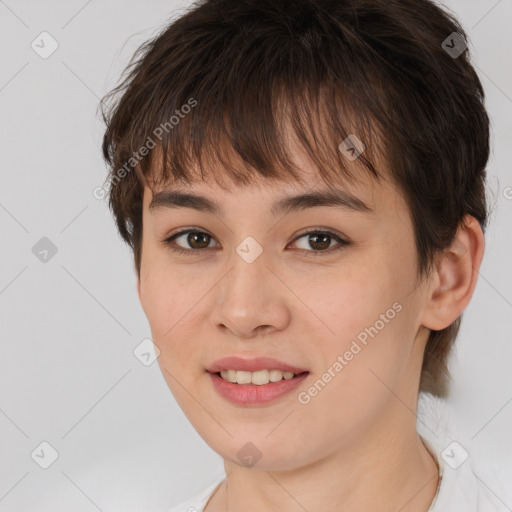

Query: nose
left=210, top=248, right=291, bottom=338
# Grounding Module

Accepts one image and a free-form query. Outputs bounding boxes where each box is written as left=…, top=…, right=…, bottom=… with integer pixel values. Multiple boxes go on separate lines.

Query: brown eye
left=304, top=233, right=332, bottom=251
left=291, top=229, right=349, bottom=255
left=164, top=230, right=217, bottom=254
left=183, top=232, right=211, bottom=249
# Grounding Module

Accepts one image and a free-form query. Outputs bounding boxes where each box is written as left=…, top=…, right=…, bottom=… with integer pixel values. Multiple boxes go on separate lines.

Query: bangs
left=143, top=81, right=385, bottom=194
left=101, top=3, right=394, bottom=195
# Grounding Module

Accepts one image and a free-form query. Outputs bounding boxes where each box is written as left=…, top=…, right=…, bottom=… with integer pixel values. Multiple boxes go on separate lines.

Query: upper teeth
left=219, top=369, right=297, bottom=385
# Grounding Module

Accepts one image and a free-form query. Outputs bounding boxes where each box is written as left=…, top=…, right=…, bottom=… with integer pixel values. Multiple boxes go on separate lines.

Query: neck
left=206, top=400, right=440, bottom=512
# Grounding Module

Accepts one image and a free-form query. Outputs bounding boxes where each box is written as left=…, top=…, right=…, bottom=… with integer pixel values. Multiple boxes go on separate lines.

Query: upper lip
left=207, top=356, right=309, bottom=374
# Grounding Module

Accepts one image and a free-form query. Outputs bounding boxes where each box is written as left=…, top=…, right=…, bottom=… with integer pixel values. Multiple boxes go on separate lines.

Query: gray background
left=0, top=0, right=511, bottom=510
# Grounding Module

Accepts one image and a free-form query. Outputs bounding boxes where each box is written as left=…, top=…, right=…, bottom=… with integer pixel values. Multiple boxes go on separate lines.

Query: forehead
left=141, top=127, right=400, bottom=219
left=140, top=103, right=396, bottom=211
left=143, top=163, right=397, bottom=223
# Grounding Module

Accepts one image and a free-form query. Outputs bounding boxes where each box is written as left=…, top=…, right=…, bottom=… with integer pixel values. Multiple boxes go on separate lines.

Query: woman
left=100, top=0, right=511, bottom=509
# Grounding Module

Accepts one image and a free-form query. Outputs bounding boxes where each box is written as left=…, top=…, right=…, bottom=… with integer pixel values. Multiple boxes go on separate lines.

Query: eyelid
left=161, top=227, right=217, bottom=252
left=289, top=227, right=350, bottom=254
left=162, top=226, right=350, bottom=256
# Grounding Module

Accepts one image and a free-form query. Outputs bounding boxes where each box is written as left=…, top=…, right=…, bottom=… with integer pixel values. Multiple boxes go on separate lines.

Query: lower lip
left=208, top=371, right=309, bottom=406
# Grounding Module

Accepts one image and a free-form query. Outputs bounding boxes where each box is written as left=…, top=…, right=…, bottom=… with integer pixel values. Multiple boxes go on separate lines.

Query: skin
left=136, top=141, right=485, bottom=512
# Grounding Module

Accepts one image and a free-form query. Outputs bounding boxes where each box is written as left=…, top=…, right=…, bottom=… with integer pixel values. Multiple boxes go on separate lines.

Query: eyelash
left=162, top=227, right=350, bottom=257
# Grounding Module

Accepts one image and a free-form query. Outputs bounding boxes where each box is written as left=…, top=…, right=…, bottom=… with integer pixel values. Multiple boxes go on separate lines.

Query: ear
left=137, top=275, right=142, bottom=305
left=421, top=215, right=485, bottom=331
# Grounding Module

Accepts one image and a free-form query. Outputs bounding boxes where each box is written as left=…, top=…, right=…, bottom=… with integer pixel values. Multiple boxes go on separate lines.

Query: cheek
left=138, top=273, right=188, bottom=362
left=142, top=283, right=197, bottom=344
left=140, top=274, right=202, bottom=402
left=139, top=245, right=195, bottom=326
left=138, top=261, right=211, bottom=379
left=298, top=299, right=416, bottom=445
left=295, top=255, right=405, bottom=340
left=305, top=249, right=418, bottom=380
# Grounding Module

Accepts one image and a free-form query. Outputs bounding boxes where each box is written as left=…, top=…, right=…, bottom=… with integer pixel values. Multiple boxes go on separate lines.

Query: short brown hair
left=100, top=0, right=490, bottom=397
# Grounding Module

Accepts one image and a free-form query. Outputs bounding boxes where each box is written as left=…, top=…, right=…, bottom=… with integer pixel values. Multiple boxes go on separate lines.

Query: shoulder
left=167, top=477, right=225, bottom=512
left=418, top=392, right=512, bottom=511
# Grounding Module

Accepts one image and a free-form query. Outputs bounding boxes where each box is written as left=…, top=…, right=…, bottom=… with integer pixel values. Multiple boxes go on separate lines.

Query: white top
left=168, top=393, right=512, bottom=511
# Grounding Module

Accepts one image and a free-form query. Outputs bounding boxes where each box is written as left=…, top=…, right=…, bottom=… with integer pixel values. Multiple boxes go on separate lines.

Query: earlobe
left=421, top=215, right=485, bottom=331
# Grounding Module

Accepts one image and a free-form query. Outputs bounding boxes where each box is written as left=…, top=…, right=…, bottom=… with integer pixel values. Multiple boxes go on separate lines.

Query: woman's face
left=137, top=158, right=433, bottom=470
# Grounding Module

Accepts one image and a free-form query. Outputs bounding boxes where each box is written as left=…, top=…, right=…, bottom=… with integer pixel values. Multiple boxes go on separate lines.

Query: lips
left=209, top=370, right=309, bottom=405
left=206, top=356, right=308, bottom=374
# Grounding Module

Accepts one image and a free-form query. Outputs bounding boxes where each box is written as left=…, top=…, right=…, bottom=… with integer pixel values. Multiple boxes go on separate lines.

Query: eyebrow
left=149, top=188, right=374, bottom=216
